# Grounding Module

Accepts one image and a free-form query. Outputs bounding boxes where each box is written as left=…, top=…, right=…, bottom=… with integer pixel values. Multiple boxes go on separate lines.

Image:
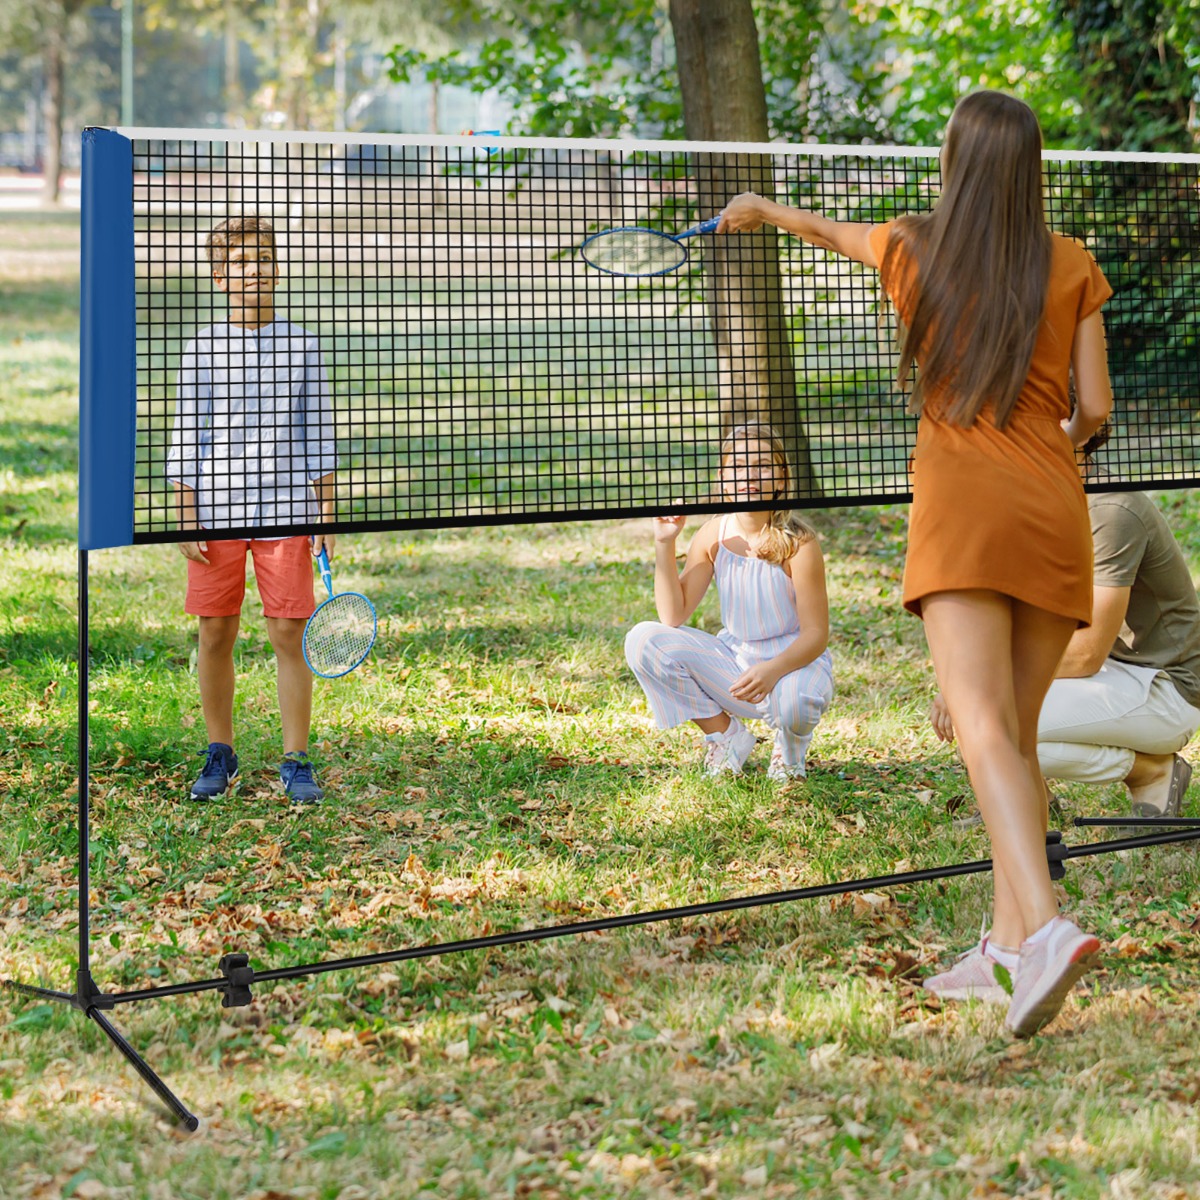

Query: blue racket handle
left=317, top=548, right=334, bottom=598
left=467, top=129, right=502, bottom=155
left=677, top=216, right=723, bottom=240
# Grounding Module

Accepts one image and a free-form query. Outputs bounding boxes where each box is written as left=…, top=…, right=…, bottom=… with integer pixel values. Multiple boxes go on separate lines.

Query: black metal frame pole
left=86, top=1006, right=200, bottom=1131
left=80, top=824, right=1200, bottom=1010
left=76, top=550, right=200, bottom=1127
left=2, top=550, right=199, bottom=1130
left=5, top=982, right=76, bottom=1003
left=1076, top=816, right=1200, bottom=828
left=75, top=548, right=93, bottom=1005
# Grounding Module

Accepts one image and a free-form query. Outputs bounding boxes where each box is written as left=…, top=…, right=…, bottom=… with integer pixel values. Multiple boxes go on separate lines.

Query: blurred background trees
left=0, top=0, right=1196, bottom=201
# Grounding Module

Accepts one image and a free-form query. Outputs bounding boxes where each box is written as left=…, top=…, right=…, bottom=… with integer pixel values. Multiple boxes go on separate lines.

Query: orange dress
left=867, top=224, right=1113, bottom=624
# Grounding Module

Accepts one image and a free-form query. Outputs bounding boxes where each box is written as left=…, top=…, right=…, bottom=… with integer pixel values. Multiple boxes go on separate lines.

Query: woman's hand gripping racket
left=303, top=549, right=378, bottom=678
left=579, top=216, right=721, bottom=277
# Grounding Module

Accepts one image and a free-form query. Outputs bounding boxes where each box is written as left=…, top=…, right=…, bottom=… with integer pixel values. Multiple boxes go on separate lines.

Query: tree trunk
left=303, top=0, right=320, bottom=128
left=42, top=18, right=65, bottom=205
left=333, top=20, right=346, bottom=132
left=669, top=0, right=818, bottom=497
left=224, top=0, right=244, bottom=127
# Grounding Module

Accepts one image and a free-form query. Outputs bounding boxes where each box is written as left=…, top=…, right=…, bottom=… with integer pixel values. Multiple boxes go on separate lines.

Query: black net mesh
left=130, top=136, right=1200, bottom=543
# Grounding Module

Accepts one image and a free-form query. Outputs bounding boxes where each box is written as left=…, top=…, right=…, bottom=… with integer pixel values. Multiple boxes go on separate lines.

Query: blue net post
left=79, top=127, right=136, bottom=551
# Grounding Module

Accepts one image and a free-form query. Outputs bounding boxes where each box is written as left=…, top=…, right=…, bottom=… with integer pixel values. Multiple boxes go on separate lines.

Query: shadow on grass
left=1, top=620, right=197, bottom=671
left=0, top=417, right=76, bottom=468
left=0, top=278, right=80, bottom=331
left=17, top=607, right=622, bottom=677
left=0, top=731, right=1001, bottom=1011
left=0, top=619, right=80, bottom=665
left=78, top=736, right=971, bottom=895
left=0, top=412, right=78, bottom=542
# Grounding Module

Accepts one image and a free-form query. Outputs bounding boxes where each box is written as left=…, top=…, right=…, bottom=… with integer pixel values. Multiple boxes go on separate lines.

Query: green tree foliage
left=754, top=0, right=894, bottom=142
left=389, top=0, right=682, bottom=137
left=387, top=0, right=897, bottom=143
left=856, top=0, right=1089, bottom=147
left=387, top=0, right=1199, bottom=149
left=1052, top=0, right=1199, bottom=150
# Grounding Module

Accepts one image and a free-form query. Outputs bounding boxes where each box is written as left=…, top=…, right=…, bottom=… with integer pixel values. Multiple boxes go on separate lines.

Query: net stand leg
left=3, top=550, right=199, bottom=1130
left=83, top=998, right=200, bottom=1132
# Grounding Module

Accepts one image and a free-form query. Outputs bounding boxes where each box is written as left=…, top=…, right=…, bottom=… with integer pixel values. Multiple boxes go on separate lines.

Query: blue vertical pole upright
left=73, top=128, right=198, bottom=1128
left=79, top=126, right=136, bottom=552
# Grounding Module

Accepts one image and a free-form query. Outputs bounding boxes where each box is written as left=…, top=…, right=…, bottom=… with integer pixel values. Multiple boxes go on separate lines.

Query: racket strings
left=581, top=229, right=688, bottom=276
left=304, top=593, right=376, bottom=676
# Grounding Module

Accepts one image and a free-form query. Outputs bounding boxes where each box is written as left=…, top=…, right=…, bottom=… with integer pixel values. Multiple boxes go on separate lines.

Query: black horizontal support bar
left=1062, top=827, right=1200, bottom=852
left=1075, top=816, right=1200, bottom=828
left=3, top=981, right=77, bottom=1004
left=17, top=826, right=1198, bottom=1011
left=93, top=854, right=999, bottom=1004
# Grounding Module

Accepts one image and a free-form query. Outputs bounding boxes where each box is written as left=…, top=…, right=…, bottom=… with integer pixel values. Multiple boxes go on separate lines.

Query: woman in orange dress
left=718, top=89, right=1114, bottom=1037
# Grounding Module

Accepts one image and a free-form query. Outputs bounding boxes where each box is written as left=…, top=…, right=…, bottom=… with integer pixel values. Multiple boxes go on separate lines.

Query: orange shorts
left=185, top=536, right=316, bottom=619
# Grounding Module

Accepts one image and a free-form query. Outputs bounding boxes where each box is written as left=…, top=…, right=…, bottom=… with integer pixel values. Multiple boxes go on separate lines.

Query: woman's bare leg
left=922, top=591, right=1074, bottom=947
left=999, top=599, right=1074, bottom=938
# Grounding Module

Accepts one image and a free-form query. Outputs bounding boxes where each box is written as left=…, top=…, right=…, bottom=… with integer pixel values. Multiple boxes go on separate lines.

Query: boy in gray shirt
left=166, top=215, right=338, bottom=804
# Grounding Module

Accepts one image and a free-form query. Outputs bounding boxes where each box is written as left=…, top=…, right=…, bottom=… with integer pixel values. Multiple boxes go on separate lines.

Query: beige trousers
left=1038, top=659, right=1200, bottom=784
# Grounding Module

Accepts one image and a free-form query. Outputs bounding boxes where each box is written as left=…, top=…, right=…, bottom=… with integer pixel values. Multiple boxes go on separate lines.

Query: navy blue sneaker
left=190, top=742, right=238, bottom=800
left=280, top=751, right=324, bottom=804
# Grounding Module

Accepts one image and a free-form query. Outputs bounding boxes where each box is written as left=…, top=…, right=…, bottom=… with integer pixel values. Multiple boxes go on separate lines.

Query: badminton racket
left=579, top=216, right=721, bottom=277
left=303, top=549, right=377, bottom=678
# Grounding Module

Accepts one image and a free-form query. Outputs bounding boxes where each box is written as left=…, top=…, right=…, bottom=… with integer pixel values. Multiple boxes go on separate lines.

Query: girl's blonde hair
left=718, top=423, right=816, bottom=566
left=880, top=90, right=1051, bottom=430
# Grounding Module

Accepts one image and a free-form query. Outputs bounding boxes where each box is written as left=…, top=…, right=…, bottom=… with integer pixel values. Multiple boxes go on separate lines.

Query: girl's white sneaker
left=767, top=732, right=806, bottom=782
left=702, top=718, right=756, bottom=776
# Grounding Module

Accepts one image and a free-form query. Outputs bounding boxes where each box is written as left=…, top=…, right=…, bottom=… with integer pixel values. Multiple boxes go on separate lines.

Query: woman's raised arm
left=717, top=192, right=879, bottom=266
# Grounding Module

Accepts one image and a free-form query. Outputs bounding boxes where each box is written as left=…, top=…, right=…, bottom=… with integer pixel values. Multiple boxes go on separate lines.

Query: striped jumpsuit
left=625, top=518, right=835, bottom=774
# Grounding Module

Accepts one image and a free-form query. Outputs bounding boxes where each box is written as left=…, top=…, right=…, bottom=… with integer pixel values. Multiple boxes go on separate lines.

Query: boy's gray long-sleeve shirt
left=165, top=318, right=338, bottom=532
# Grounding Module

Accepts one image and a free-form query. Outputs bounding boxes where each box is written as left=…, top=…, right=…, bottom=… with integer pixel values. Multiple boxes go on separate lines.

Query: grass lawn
left=2, top=211, right=1199, bottom=1200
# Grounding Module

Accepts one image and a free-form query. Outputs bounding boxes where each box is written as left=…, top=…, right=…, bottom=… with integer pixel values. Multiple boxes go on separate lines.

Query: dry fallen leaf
left=852, top=891, right=893, bottom=918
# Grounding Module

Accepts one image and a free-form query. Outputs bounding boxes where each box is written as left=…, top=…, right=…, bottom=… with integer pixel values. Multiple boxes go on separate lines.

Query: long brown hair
left=881, top=90, right=1051, bottom=429
left=718, top=423, right=816, bottom=566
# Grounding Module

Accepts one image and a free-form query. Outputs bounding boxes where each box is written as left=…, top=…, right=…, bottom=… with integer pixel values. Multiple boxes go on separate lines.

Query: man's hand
left=311, top=533, right=337, bottom=560
left=179, top=540, right=210, bottom=564
left=929, top=693, right=956, bottom=743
